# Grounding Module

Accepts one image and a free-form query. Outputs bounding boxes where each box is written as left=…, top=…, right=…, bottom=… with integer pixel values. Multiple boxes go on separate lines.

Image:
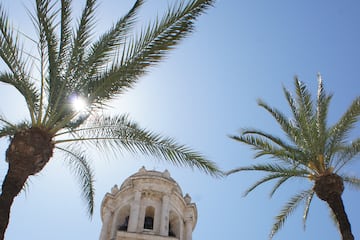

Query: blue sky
left=0, top=0, right=359, bottom=239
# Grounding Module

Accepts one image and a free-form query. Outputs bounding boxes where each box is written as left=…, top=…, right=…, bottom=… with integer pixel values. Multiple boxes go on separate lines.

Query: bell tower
left=99, top=167, right=197, bottom=240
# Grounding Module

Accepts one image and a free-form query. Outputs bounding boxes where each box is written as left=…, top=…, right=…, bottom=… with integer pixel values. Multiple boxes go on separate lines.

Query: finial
left=111, top=184, right=119, bottom=194
left=184, top=193, right=191, bottom=204
left=139, top=166, right=146, bottom=173
left=163, top=169, right=170, bottom=178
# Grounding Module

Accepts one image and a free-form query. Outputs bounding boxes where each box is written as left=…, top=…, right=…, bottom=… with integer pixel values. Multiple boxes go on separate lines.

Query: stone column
left=128, top=190, right=141, bottom=232
left=184, top=217, right=193, bottom=240
left=160, top=194, right=170, bottom=236
left=99, top=208, right=113, bottom=240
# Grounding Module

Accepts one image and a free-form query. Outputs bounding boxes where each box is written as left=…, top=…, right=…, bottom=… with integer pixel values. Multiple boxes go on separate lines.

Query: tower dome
left=99, top=167, right=197, bottom=240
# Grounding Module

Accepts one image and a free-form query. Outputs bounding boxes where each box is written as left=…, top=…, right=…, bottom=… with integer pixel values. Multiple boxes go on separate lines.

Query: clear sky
left=0, top=0, right=359, bottom=239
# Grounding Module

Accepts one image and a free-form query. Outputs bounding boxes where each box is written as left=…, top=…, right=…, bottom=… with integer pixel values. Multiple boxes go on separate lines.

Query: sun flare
left=71, top=95, right=88, bottom=113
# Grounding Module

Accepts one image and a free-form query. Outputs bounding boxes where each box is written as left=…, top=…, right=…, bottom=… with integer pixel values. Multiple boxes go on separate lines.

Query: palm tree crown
left=0, top=0, right=221, bottom=238
left=227, top=75, right=360, bottom=240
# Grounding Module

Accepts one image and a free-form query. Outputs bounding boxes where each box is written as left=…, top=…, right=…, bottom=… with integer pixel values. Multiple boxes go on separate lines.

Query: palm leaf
left=32, top=0, right=61, bottom=123
left=302, top=190, right=315, bottom=230
left=55, top=114, right=222, bottom=177
left=87, top=0, right=215, bottom=106
left=283, top=82, right=313, bottom=151
left=257, top=98, right=303, bottom=148
left=226, top=163, right=308, bottom=176
left=0, top=72, right=39, bottom=122
left=242, top=173, right=290, bottom=197
left=65, top=0, right=97, bottom=81
left=0, top=123, right=16, bottom=138
left=57, top=0, right=72, bottom=71
left=315, top=74, right=332, bottom=156
left=332, top=138, right=360, bottom=172
left=230, top=133, right=306, bottom=166
left=0, top=6, right=27, bottom=77
left=82, top=0, right=143, bottom=87
left=0, top=118, right=29, bottom=138
left=226, top=164, right=308, bottom=198
left=270, top=189, right=313, bottom=239
left=342, top=175, right=360, bottom=190
left=56, top=145, right=95, bottom=216
left=295, top=79, right=318, bottom=152
left=45, top=0, right=97, bottom=127
left=35, top=0, right=59, bottom=84
left=328, top=96, right=360, bottom=159
left=269, top=176, right=292, bottom=197
left=0, top=4, right=40, bottom=122
left=295, top=78, right=314, bottom=125
left=242, top=129, right=306, bottom=163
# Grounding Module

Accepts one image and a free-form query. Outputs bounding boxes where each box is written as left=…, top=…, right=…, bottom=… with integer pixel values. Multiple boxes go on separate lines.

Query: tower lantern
left=99, top=167, right=197, bottom=240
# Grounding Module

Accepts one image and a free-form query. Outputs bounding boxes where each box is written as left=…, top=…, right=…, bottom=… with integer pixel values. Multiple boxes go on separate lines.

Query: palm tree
left=227, top=75, right=359, bottom=240
left=0, top=0, right=221, bottom=238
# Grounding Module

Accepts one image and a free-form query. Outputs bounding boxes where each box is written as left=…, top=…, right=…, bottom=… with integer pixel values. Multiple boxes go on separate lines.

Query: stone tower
left=99, top=167, right=197, bottom=240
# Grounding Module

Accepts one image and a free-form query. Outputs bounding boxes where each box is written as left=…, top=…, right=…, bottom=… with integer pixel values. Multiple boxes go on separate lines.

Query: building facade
left=99, top=167, right=197, bottom=240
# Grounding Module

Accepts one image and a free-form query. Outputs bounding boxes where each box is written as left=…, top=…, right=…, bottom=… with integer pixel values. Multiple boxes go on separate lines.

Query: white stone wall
left=99, top=167, right=197, bottom=240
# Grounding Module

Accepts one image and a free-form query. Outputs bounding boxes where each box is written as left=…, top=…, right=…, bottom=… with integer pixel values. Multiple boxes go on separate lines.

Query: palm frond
left=0, top=3, right=40, bottom=121
left=242, top=173, right=292, bottom=197
left=82, top=0, right=143, bottom=88
left=230, top=133, right=306, bottom=166
left=342, top=175, right=360, bottom=190
left=87, top=0, right=214, bottom=106
left=257, top=98, right=303, bottom=148
left=40, top=0, right=72, bottom=125
left=32, top=0, right=61, bottom=123
left=226, top=163, right=308, bottom=176
left=0, top=72, right=40, bottom=120
left=55, top=114, right=222, bottom=177
left=283, top=83, right=299, bottom=122
left=0, top=125, right=16, bottom=138
left=302, top=190, right=315, bottom=230
left=269, top=176, right=292, bottom=197
left=0, top=128, right=14, bottom=138
left=295, top=78, right=314, bottom=124
left=35, top=0, right=59, bottom=82
left=57, top=0, right=72, bottom=71
left=328, top=97, right=360, bottom=159
left=45, top=0, right=97, bottom=126
left=332, top=138, right=360, bottom=172
left=270, top=189, right=313, bottom=239
left=0, top=5, right=27, bottom=77
left=65, top=0, right=97, bottom=81
left=283, top=82, right=313, bottom=151
left=242, top=129, right=306, bottom=163
left=315, top=74, right=332, bottom=155
left=0, top=119, right=30, bottom=138
left=295, top=79, right=318, bottom=152
left=56, top=145, right=95, bottom=216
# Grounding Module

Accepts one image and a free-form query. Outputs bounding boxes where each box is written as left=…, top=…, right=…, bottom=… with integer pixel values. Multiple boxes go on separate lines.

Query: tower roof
left=119, top=166, right=183, bottom=195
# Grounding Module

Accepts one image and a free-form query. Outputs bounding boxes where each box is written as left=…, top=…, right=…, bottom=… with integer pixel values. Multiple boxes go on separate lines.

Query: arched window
left=168, top=223, right=176, bottom=237
left=117, top=205, right=130, bottom=232
left=144, top=206, right=155, bottom=230
left=118, top=216, right=129, bottom=231
left=169, top=211, right=180, bottom=238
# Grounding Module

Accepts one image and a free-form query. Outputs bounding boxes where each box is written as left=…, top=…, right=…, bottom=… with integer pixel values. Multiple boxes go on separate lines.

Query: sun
left=71, top=95, right=88, bottom=113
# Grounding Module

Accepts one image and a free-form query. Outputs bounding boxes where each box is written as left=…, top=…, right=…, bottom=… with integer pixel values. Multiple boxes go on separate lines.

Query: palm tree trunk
left=0, top=166, right=30, bottom=240
left=326, top=194, right=354, bottom=240
left=0, top=128, right=54, bottom=239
